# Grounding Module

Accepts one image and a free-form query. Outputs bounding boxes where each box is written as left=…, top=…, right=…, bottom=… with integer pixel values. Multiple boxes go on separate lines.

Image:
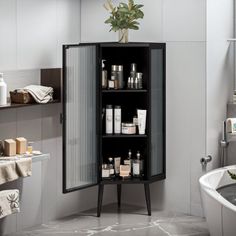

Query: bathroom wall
left=81, top=0, right=234, bottom=216
left=0, top=1, right=115, bottom=235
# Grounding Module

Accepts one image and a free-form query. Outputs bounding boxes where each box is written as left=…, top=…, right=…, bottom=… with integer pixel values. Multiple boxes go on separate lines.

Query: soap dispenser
left=0, top=73, right=7, bottom=105
left=102, top=60, right=107, bottom=89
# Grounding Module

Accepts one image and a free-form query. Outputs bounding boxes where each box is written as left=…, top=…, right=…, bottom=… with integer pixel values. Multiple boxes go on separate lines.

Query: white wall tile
left=56, top=0, right=81, bottom=67
left=163, top=0, right=206, bottom=42
left=16, top=162, right=42, bottom=231
left=0, top=0, right=17, bottom=70
left=2, top=69, right=40, bottom=96
left=129, top=0, right=163, bottom=42
left=81, top=0, right=116, bottom=43
left=0, top=109, right=17, bottom=140
left=41, top=104, right=61, bottom=222
left=207, top=0, right=234, bottom=42
left=206, top=41, right=234, bottom=170
left=17, top=0, right=57, bottom=69
left=16, top=106, right=42, bottom=151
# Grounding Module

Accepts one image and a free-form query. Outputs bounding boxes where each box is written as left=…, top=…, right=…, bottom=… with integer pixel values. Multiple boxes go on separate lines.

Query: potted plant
left=104, top=0, right=144, bottom=43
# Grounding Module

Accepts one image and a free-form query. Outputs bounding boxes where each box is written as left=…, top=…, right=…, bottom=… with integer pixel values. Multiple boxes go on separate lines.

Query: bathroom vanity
left=62, top=42, right=166, bottom=216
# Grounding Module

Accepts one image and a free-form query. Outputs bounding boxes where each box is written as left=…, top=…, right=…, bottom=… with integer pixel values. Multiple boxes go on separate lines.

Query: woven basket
left=10, top=91, right=34, bottom=104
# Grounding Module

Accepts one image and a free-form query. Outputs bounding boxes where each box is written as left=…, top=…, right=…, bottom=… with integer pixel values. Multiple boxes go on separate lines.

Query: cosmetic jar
left=122, top=123, right=136, bottom=135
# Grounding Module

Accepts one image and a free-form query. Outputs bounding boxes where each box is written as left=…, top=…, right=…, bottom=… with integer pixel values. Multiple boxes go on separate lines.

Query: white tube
left=114, top=157, right=121, bottom=175
left=137, top=109, right=147, bottom=135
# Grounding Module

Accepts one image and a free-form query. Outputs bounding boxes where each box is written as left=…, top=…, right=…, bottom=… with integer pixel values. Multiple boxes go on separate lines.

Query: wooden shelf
left=0, top=68, right=61, bottom=111
left=0, top=99, right=60, bottom=110
left=102, top=89, right=147, bottom=93
left=102, top=134, right=147, bottom=138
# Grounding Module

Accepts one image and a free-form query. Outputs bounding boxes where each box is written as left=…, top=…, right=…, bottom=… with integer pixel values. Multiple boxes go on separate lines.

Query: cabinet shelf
left=102, top=89, right=147, bottom=93
left=102, top=134, right=147, bottom=138
left=101, top=177, right=148, bottom=185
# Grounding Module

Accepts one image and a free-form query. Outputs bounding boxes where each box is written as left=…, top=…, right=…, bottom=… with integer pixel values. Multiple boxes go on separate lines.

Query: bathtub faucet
left=200, top=155, right=212, bottom=166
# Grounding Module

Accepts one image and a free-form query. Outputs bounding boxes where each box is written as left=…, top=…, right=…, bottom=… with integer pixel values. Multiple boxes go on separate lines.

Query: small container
left=130, top=63, right=137, bottom=79
left=137, top=72, right=143, bottom=89
left=111, top=65, right=124, bottom=89
left=0, top=73, right=7, bottom=106
left=122, top=123, right=136, bottom=135
left=102, top=164, right=110, bottom=178
left=27, top=142, right=34, bottom=154
left=127, top=77, right=131, bottom=89
left=106, top=105, right=113, bottom=134
left=108, top=157, right=115, bottom=177
left=114, top=105, right=121, bottom=134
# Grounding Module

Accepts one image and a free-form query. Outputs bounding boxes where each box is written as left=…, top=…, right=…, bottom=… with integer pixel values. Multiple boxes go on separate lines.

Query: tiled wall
left=0, top=70, right=115, bottom=235
left=0, top=1, right=116, bottom=235
left=80, top=0, right=234, bottom=216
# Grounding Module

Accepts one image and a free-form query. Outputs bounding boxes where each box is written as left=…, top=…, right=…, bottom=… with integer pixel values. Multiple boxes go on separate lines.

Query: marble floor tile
left=7, top=204, right=209, bottom=236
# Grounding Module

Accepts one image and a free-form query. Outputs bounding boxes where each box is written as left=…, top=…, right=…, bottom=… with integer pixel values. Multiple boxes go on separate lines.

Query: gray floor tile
left=7, top=204, right=209, bottom=236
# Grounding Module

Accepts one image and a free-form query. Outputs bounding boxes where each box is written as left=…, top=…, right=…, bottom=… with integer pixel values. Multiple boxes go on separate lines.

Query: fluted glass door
left=63, top=45, right=98, bottom=192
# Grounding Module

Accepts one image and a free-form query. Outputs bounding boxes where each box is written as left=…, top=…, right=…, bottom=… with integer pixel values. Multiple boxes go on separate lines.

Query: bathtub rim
left=199, top=165, right=236, bottom=213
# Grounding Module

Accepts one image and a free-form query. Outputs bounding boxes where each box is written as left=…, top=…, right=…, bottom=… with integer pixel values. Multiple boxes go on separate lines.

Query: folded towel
left=24, top=85, right=53, bottom=103
left=16, top=85, right=53, bottom=104
left=0, top=161, right=18, bottom=185
left=15, top=158, right=32, bottom=177
left=0, top=157, right=32, bottom=185
left=0, top=189, right=20, bottom=219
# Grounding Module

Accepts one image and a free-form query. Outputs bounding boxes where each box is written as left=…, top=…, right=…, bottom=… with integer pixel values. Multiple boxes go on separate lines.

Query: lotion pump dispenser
left=0, top=73, right=7, bottom=105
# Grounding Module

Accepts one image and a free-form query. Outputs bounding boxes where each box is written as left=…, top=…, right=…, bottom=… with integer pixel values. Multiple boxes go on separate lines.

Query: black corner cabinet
left=62, top=42, right=166, bottom=216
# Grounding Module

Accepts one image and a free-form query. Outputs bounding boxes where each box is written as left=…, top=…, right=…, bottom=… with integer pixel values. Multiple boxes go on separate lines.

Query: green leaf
left=228, top=170, right=236, bottom=180
left=136, top=4, right=144, bottom=9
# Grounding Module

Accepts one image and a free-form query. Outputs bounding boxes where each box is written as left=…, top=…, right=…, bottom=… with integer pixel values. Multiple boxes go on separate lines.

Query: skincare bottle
left=124, top=149, right=132, bottom=175
left=130, top=63, right=137, bottom=79
left=130, top=77, right=134, bottom=89
left=137, top=151, right=143, bottom=176
left=0, top=73, right=7, bottom=105
left=137, top=72, right=143, bottom=89
left=127, top=77, right=131, bottom=89
left=132, top=151, right=141, bottom=177
left=102, top=164, right=110, bottom=178
left=114, top=157, right=121, bottom=176
left=114, top=105, right=121, bottom=134
left=102, top=60, right=107, bottom=89
left=108, top=157, right=115, bottom=177
left=106, top=105, right=113, bottom=134
left=134, top=77, right=138, bottom=89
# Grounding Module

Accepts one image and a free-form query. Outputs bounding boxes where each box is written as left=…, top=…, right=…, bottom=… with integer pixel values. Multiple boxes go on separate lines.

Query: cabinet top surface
left=64, top=42, right=166, bottom=48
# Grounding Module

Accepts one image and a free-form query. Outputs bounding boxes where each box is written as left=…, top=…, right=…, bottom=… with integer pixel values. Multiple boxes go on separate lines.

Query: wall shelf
left=0, top=99, right=60, bottom=110
left=0, top=68, right=61, bottom=111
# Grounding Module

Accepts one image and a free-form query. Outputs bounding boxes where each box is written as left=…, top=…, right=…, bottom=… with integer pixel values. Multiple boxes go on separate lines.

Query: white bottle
left=114, top=105, right=121, bottom=134
left=0, top=73, right=7, bottom=105
left=106, top=105, right=113, bottom=134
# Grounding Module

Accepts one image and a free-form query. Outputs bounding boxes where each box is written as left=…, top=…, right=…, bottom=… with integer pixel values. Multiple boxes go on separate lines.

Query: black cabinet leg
left=97, top=184, right=104, bottom=217
left=117, top=184, right=121, bottom=208
left=144, top=183, right=151, bottom=216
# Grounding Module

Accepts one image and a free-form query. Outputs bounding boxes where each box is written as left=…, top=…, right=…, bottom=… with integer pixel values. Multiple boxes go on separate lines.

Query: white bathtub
left=199, top=165, right=236, bottom=236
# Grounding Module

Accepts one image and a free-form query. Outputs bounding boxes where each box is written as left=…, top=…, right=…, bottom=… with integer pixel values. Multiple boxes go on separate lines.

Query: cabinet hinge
left=60, top=113, right=64, bottom=124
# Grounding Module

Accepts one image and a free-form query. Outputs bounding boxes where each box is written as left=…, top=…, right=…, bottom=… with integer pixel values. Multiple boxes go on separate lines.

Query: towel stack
left=15, top=85, right=53, bottom=104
